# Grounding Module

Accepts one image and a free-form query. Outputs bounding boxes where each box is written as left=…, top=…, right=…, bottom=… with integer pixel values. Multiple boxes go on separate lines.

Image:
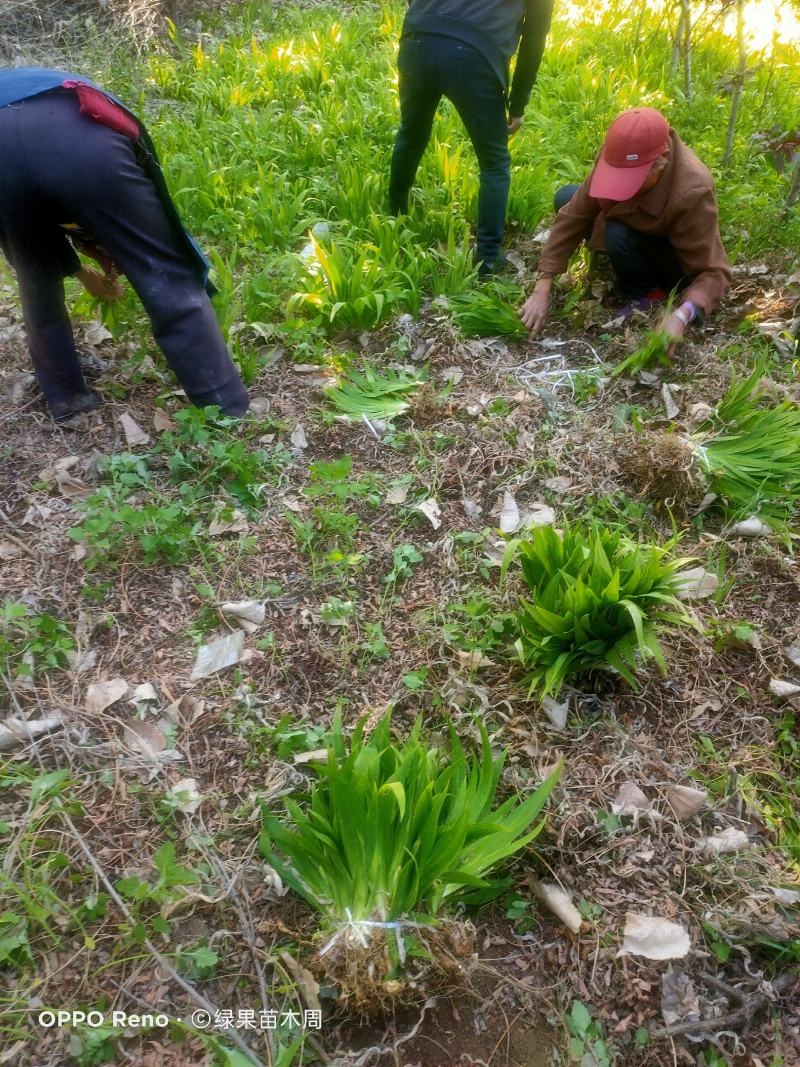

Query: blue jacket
left=403, top=0, right=554, bottom=116
left=0, top=67, right=213, bottom=292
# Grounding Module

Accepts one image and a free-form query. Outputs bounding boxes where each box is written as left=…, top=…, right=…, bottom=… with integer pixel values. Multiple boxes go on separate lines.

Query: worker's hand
left=78, top=266, right=123, bottom=302
left=659, top=309, right=688, bottom=357
left=520, top=280, right=552, bottom=334
left=507, top=114, right=524, bottom=136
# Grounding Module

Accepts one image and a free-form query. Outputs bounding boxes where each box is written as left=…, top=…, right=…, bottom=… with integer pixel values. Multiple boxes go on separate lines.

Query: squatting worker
left=520, top=107, right=731, bottom=351
left=0, top=67, right=250, bottom=421
left=389, top=0, right=554, bottom=276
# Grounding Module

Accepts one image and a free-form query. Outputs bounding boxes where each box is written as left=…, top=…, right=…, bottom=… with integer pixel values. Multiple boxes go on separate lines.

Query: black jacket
left=403, top=0, right=554, bottom=116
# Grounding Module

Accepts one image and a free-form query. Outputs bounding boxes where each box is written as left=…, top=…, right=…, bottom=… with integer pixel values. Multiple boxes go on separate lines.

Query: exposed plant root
left=408, top=382, right=453, bottom=427
left=617, top=429, right=706, bottom=508
left=311, top=917, right=476, bottom=1016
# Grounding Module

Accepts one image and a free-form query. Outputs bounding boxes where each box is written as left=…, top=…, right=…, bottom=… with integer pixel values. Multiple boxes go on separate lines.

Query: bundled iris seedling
left=610, top=329, right=673, bottom=378
left=621, top=366, right=800, bottom=527
left=260, top=711, right=560, bottom=1010
left=450, top=290, right=528, bottom=339
left=325, top=363, right=424, bottom=422
left=503, top=522, right=696, bottom=697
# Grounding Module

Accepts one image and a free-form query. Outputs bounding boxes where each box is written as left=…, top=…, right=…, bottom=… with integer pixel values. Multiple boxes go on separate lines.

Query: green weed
left=567, top=999, right=613, bottom=1065
left=0, top=601, right=75, bottom=680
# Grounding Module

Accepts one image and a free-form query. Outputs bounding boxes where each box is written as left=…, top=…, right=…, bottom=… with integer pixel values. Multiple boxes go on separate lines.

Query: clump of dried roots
left=618, top=430, right=707, bottom=509
left=408, top=382, right=452, bottom=427
left=311, top=916, right=476, bottom=1016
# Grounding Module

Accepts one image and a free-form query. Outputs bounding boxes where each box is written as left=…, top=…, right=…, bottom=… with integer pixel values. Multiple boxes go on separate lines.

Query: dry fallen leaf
left=661, top=382, right=680, bottom=419
left=153, top=409, right=176, bottom=433
left=769, top=678, right=800, bottom=699
left=249, top=396, right=271, bottom=416
left=611, top=782, right=653, bottom=821
left=481, top=537, right=506, bottom=566
left=661, top=968, right=700, bottom=1028
left=165, top=777, right=204, bottom=815
left=442, top=366, right=464, bottom=386
left=667, top=784, right=708, bottom=820
left=770, top=886, right=800, bottom=905
left=191, top=631, right=245, bottom=679
left=129, top=682, right=159, bottom=705
left=456, top=649, right=494, bottom=671
left=416, top=498, right=442, bottom=530
left=385, top=484, right=409, bottom=505
left=675, top=567, right=719, bottom=601
left=280, top=951, right=322, bottom=1013
left=498, top=491, right=520, bottom=534
left=533, top=880, right=583, bottom=934
left=119, top=412, right=150, bottom=447
left=462, top=498, right=482, bottom=522
left=164, top=694, right=206, bottom=728
left=543, top=476, right=572, bottom=494
left=281, top=494, right=306, bottom=514
left=540, top=695, right=569, bottom=730
left=83, top=321, right=113, bottom=346
left=520, top=502, right=556, bottom=529
left=122, top=719, right=166, bottom=758
left=293, top=748, right=328, bottom=765
left=38, top=455, right=79, bottom=482
left=208, top=506, right=249, bottom=537
left=696, top=827, right=750, bottom=855
left=621, top=913, right=691, bottom=960
left=1, top=371, right=34, bottom=404
left=221, top=600, right=266, bottom=634
left=86, top=678, right=129, bottom=714
left=0, top=712, right=66, bottom=751
left=290, top=424, right=308, bottom=449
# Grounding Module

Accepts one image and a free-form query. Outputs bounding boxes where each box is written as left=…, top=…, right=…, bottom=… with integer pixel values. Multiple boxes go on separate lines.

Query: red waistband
left=62, top=80, right=140, bottom=142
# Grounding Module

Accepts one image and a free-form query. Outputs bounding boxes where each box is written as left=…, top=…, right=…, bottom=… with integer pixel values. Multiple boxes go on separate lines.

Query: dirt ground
left=1, top=249, right=800, bottom=1066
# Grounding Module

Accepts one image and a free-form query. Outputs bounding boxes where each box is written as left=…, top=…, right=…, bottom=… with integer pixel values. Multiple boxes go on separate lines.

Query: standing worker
left=389, top=0, right=555, bottom=276
left=0, top=67, right=250, bottom=422
left=520, top=108, right=731, bottom=349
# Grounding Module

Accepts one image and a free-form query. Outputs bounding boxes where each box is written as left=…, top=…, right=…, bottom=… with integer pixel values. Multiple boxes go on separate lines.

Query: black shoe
left=50, top=390, right=101, bottom=422
left=478, top=252, right=509, bottom=279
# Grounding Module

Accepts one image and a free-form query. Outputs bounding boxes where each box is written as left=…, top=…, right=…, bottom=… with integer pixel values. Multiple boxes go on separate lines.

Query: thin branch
left=3, top=677, right=267, bottom=1067
left=59, top=807, right=269, bottom=1067
left=722, top=0, right=747, bottom=171
left=651, top=972, right=796, bottom=1040
left=0, top=506, right=39, bottom=558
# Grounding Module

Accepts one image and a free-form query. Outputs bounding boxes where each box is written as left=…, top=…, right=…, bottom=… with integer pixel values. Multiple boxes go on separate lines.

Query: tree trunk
left=722, top=0, right=747, bottom=170
left=681, top=0, right=692, bottom=105
left=670, top=1, right=683, bottom=75
left=786, top=157, right=800, bottom=211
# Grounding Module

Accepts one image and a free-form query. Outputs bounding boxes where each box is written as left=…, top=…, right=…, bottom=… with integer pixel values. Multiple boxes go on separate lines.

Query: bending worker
left=389, top=0, right=554, bottom=276
left=521, top=107, right=731, bottom=348
left=0, top=67, right=250, bottom=421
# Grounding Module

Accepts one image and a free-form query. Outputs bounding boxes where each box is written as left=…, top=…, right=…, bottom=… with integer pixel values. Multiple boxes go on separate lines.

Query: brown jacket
left=537, top=130, right=731, bottom=315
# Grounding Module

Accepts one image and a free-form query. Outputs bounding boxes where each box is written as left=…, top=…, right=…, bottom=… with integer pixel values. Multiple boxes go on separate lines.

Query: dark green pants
left=389, top=33, right=511, bottom=268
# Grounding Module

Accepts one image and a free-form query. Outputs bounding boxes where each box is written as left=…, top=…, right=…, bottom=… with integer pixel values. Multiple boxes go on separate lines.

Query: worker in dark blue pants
left=0, top=70, right=249, bottom=421
left=554, top=182, right=685, bottom=303
left=389, top=0, right=554, bottom=276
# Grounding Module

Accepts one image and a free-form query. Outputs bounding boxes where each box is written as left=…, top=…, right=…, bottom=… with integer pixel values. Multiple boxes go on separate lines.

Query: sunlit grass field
left=70, top=0, right=800, bottom=367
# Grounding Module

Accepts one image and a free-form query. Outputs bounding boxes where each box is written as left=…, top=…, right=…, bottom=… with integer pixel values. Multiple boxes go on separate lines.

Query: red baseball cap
left=590, top=108, right=670, bottom=201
